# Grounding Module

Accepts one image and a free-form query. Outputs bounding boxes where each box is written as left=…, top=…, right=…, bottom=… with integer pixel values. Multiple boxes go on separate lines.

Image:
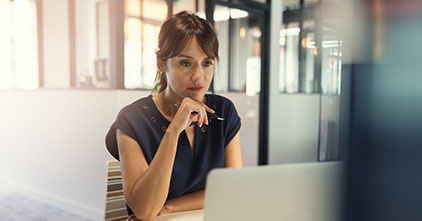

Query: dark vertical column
left=315, top=0, right=323, bottom=161
left=205, top=0, right=214, bottom=25
left=258, top=8, right=270, bottom=165
left=313, top=0, right=322, bottom=93
left=167, top=0, right=173, bottom=15
left=228, top=18, right=233, bottom=91
left=297, top=0, right=305, bottom=92
left=205, top=0, right=215, bottom=92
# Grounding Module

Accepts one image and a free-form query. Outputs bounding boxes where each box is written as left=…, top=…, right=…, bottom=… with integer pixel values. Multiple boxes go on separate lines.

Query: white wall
left=0, top=90, right=148, bottom=220
left=222, top=93, right=259, bottom=167
left=268, top=94, right=321, bottom=164
left=0, top=90, right=258, bottom=220
left=268, top=0, right=321, bottom=164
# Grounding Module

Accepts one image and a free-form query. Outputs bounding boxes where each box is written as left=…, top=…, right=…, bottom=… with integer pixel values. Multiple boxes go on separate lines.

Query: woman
left=105, top=11, right=242, bottom=221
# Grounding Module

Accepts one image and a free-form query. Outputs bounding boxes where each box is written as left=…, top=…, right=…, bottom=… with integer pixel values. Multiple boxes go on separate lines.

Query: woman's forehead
left=176, top=37, right=212, bottom=60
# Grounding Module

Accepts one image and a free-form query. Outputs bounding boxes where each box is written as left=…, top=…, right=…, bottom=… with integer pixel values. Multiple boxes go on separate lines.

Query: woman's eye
left=203, top=61, right=214, bottom=67
left=180, top=60, right=191, bottom=67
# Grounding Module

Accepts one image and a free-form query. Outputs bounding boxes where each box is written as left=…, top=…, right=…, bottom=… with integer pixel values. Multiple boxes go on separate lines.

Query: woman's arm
left=224, top=132, right=243, bottom=168
left=157, top=131, right=243, bottom=215
left=158, top=189, right=205, bottom=215
left=117, top=128, right=179, bottom=220
left=117, top=97, right=214, bottom=220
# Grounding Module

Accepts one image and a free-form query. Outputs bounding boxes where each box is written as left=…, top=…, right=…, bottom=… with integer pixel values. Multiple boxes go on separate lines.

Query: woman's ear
left=157, top=58, right=166, bottom=73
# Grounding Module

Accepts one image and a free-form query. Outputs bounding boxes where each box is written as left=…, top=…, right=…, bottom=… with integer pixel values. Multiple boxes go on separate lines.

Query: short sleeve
left=105, top=107, right=138, bottom=161
left=224, top=101, right=241, bottom=147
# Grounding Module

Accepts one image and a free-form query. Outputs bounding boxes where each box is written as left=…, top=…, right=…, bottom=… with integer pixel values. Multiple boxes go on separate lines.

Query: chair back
left=105, top=160, right=128, bottom=221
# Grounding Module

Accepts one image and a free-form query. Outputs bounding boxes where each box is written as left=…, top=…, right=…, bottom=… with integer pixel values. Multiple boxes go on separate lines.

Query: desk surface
left=156, top=209, right=204, bottom=221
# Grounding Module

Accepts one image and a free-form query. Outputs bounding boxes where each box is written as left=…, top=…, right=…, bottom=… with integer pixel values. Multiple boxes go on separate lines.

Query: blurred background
left=1, top=0, right=422, bottom=220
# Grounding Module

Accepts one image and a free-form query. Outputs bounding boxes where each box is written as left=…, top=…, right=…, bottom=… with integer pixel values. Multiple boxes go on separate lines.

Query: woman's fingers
left=189, top=111, right=199, bottom=125
left=198, top=109, right=204, bottom=127
left=204, top=105, right=213, bottom=126
left=178, top=97, right=216, bottom=128
left=205, top=105, right=215, bottom=114
left=203, top=108, right=209, bottom=126
left=203, top=112, right=208, bottom=126
left=198, top=105, right=209, bottom=127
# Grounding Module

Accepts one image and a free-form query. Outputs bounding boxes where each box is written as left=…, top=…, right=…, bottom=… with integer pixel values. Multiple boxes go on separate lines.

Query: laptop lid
left=204, top=162, right=343, bottom=221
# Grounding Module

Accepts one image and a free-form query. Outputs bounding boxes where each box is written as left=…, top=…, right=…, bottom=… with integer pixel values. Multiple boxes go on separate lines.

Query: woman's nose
left=191, top=64, right=204, bottom=81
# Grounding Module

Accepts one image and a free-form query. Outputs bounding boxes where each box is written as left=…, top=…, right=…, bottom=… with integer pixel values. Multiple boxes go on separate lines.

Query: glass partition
left=213, top=5, right=262, bottom=95
left=123, top=0, right=167, bottom=89
left=74, top=0, right=111, bottom=88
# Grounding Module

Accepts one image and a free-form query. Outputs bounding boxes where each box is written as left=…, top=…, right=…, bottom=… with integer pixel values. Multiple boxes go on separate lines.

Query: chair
left=105, top=160, right=128, bottom=221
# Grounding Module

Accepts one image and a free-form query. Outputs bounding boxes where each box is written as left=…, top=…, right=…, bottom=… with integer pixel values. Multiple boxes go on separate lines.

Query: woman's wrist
left=167, top=123, right=183, bottom=136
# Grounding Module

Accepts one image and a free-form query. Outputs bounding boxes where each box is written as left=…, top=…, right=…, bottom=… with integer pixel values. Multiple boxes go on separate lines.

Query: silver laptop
left=203, top=162, right=343, bottom=221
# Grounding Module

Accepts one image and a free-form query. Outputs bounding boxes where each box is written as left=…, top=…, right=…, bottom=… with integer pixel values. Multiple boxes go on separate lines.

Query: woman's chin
left=184, top=93, right=206, bottom=102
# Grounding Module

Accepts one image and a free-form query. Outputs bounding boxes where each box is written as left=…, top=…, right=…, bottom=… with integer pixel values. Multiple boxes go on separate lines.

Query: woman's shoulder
left=117, top=95, right=152, bottom=117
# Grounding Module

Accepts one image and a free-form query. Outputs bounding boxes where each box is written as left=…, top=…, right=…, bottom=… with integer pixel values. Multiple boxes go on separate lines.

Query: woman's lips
left=187, top=86, right=204, bottom=92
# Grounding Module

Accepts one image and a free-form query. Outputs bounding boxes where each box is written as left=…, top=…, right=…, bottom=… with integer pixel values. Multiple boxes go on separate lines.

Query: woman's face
left=163, top=36, right=215, bottom=102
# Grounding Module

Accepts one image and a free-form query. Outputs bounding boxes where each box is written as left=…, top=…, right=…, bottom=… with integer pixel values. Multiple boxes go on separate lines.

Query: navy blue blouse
left=105, top=94, right=241, bottom=215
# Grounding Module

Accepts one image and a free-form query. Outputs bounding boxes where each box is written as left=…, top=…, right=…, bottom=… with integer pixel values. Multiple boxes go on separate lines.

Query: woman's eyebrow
left=177, top=54, right=213, bottom=60
left=177, top=54, right=194, bottom=59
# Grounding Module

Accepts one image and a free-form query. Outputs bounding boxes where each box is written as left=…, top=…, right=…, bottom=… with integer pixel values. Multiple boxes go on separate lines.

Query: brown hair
left=152, top=11, right=219, bottom=95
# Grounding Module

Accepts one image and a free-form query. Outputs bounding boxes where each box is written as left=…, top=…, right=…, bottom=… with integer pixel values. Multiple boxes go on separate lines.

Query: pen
left=174, top=103, right=224, bottom=121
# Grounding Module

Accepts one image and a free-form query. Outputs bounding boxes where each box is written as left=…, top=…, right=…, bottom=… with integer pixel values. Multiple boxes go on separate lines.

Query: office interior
left=1, top=0, right=422, bottom=220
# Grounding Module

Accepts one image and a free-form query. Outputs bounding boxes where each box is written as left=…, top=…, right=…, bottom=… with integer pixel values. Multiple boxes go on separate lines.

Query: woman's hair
left=152, top=11, right=219, bottom=95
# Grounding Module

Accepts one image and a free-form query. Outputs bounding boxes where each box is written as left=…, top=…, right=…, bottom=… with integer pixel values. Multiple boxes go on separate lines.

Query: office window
left=321, top=38, right=342, bottom=94
left=279, top=20, right=317, bottom=93
left=213, top=8, right=230, bottom=92
left=279, top=4, right=318, bottom=94
left=279, top=0, right=342, bottom=94
left=218, top=0, right=267, bottom=4
left=279, top=23, right=299, bottom=93
left=124, top=0, right=167, bottom=89
left=283, top=0, right=300, bottom=8
left=74, top=0, right=112, bottom=88
left=0, top=0, right=39, bottom=90
left=283, top=0, right=319, bottom=8
left=213, top=6, right=262, bottom=95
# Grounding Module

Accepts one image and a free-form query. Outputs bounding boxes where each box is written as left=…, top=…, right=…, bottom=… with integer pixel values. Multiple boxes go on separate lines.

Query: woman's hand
left=168, top=97, right=215, bottom=134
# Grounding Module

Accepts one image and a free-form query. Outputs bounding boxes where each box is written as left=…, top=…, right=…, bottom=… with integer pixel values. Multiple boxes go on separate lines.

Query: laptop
left=203, top=162, right=343, bottom=221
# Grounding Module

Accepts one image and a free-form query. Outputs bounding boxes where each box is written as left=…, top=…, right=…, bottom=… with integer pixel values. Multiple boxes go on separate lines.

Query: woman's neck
left=159, top=87, right=183, bottom=117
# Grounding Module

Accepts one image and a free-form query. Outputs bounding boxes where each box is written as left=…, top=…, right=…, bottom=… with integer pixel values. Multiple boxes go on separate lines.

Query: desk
left=156, top=209, right=203, bottom=221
